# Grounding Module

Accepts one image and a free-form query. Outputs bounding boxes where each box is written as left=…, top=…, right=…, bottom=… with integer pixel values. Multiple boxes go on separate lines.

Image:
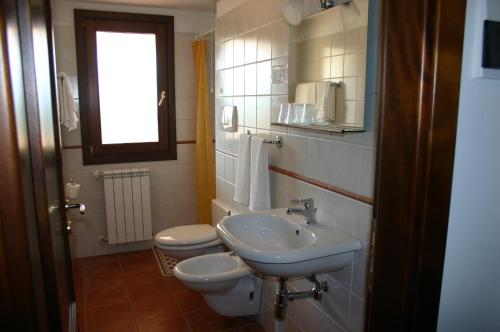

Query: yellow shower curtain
left=193, top=40, right=215, bottom=224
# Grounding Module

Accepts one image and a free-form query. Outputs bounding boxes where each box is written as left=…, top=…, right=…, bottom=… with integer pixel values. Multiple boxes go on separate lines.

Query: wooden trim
left=0, top=6, right=41, bottom=330
left=270, top=165, right=373, bottom=205
left=215, top=148, right=373, bottom=205
left=366, top=0, right=466, bottom=330
left=176, top=140, right=196, bottom=145
left=62, top=140, right=197, bottom=149
left=74, top=10, right=177, bottom=165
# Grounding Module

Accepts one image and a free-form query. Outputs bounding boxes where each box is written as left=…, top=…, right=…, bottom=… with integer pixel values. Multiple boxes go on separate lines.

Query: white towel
left=315, top=81, right=334, bottom=122
left=295, top=82, right=316, bottom=104
left=249, top=137, right=271, bottom=211
left=58, top=73, right=78, bottom=132
left=233, top=134, right=252, bottom=206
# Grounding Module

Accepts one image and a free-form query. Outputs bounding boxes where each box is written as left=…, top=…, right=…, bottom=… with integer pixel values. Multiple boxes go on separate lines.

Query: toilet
left=154, top=199, right=242, bottom=260
left=154, top=199, right=263, bottom=316
left=155, top=224, right=225, bottom=260
left=174, top=252, right=263, bottom=316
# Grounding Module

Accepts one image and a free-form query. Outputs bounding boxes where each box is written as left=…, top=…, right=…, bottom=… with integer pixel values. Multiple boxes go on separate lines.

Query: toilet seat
left=156, top=238, right=222, bottom=251
left=174, top=252, right=252, bottom=283
left=155, top=224, right=218, bottom=246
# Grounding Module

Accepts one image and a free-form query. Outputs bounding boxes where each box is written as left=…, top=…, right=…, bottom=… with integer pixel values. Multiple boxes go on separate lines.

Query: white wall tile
left=271, top=20, right=289, bottom=58
left=176, top=144, right=195, bottom=164
left=150, top=165, right=177, bottom=187
left=244, top=64, right=257, bottom=95
left=257, top=60, right=272, bottom=95
left=216, top=151, right=225, bottom=177
left=176, top=164, right=196, bottom=185
left=348, top=294, right=366, bottom=332
left=344, top=53, right=359, bottom=77
left=352, top=250, right=369, bottom=299
left=305, top=137, right=331, bottom=184
left=223, top=68, right=234, bottom=96
left=257, top=25, right=272, bottom=61
left=233, top=66, right=245, bottom=96
left=224, top=131, right=235, bottom=152
left=321, top=275, right=351, bottom=329
left=353, top=202, right=373, bottom=252
left=244, top=96, right=257, bottom=127
left=330, top=142, right=362, bottom=193
left=176, top=98, right=196, bottom=120
left=176, top=119, right=196, bottom=140
left=244, top=31, right=257, bottom=64
left=301, top=300, right=345, bottom=332
left=257, top=96, right=271, bottom=130
left=224, top=39, right=234, bottom=68
left=224, top=155, right=235, bottom=183
left=283, top=134, right=308, bottom=175
left=233, top=35, right=245, bottom=66
left=233, top=96, right=245, bottom=126
left=331, top=55, right=344, bottom=78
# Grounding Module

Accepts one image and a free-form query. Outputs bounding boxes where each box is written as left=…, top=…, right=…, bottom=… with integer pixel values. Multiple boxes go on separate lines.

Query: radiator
left=97, top=168, right=152, bottom=244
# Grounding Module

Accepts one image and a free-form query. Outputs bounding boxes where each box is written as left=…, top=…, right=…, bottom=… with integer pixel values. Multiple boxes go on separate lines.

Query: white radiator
left=97, top=168, right=152, bottom=244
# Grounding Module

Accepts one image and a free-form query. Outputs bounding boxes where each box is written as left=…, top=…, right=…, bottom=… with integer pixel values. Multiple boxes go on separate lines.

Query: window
left=75, top=10, right=176, bottom=164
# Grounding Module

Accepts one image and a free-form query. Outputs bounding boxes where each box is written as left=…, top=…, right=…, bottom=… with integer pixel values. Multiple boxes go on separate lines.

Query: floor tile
left=137, top=313, right=189, bottom=332
left=87, top=321, right=138, bottom=332
left=86, top=282, right=128, bottom=308
left=184, top=307, right=238, bottom=332
left=163, top=276, right=186, bottom=292
left=172, top=289, right=208, bottom=311
left=74, top=250, right=264, bottom=332
left=87, top=302, right=135, bottom=330
left=127, top=279, right=169, bottom=301
left=132, top=294, right=179, bottom=322
left=239, top=324, right=266, bottom=332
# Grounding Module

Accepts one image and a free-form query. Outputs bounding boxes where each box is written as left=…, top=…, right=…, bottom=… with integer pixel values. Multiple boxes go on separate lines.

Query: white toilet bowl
left=155, top=224, right=225, bottom=260
left=154, top=199, right=247, bottom=260
left=174, top=252, right=263, bottom=316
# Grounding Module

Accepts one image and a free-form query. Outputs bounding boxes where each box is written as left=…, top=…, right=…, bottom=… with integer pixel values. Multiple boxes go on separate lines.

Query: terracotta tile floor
left=73, top=250, right=265, bottom=332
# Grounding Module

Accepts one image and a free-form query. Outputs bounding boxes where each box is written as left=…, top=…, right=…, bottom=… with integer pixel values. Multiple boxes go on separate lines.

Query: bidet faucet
left=286, top=198, right=317, bottom=224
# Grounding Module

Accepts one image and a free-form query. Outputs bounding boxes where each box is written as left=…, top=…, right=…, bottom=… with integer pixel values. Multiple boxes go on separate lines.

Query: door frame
left=366, top=0, right=467, bottom=330
left=0, top=0, right=75, bottom=331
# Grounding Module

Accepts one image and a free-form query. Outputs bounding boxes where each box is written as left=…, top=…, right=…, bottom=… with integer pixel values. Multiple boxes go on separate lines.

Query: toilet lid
left=155, top=224, right=218, bottom=246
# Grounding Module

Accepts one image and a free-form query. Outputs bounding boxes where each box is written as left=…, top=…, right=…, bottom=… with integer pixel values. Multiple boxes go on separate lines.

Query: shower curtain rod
left=195, top=28, right=215, bottom=40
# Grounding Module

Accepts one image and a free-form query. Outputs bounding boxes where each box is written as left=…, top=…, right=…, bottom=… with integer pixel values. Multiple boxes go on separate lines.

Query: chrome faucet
left=286, top=198, right=317, bottom=224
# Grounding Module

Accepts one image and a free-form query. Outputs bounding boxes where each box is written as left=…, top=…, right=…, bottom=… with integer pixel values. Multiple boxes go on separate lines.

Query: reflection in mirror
left=273, top=0, right=370, bottom=133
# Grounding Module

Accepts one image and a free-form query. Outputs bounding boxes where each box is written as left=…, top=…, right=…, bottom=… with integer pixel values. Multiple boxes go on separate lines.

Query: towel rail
left=246, top=130, right=283, bottom=148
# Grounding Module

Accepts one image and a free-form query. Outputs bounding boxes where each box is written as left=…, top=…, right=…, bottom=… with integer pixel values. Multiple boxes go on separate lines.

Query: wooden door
left=0, top=0, right=77, bottom=331
left=366, top=0, right=467, bottom=330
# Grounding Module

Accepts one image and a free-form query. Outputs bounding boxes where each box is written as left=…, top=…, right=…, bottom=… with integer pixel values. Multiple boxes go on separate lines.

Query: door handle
left=158, top=90, right=166, bottom=106
left=65, top=202, right=85, bottom=215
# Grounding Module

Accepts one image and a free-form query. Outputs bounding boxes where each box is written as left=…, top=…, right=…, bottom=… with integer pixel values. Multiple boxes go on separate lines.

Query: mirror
left=272, top=1, right=370, bottom=133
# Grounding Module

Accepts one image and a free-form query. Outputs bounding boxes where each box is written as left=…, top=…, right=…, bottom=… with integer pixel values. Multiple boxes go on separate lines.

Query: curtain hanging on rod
left=193, top=39, right=215, bottom=225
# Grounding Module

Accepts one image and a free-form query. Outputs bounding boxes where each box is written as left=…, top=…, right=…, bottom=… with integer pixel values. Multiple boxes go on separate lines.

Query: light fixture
left=282, top=0, right=303, bottom=26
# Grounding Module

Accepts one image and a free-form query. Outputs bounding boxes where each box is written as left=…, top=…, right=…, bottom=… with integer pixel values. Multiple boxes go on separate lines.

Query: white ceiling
left=58, top=0, right=217, bottom=12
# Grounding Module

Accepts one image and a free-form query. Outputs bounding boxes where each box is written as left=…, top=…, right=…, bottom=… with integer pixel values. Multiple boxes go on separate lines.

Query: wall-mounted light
left=282, top=0, right=303, bottom=26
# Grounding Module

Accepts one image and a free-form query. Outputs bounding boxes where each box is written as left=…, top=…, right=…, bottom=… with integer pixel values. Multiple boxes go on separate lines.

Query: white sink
left=216, top=208, right=361, bottom=277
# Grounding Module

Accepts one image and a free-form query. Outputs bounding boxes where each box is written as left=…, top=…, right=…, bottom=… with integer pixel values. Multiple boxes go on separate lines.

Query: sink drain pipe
left=274, top=274, right=329, bottom=320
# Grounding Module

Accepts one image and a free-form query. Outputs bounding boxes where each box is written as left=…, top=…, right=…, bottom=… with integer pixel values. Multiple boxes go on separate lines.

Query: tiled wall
left=292, top=22, right=368, bottom=125
left=214, top=0, right=378, bottom=331
left=52, top=1, right=214, bottom=257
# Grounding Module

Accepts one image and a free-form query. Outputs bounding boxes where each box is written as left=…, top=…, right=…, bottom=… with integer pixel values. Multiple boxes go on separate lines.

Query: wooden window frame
left=74, top=10, right=176, bottom=165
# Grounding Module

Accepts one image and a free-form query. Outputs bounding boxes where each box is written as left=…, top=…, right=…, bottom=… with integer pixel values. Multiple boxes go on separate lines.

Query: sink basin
left=216, top=208, right=361, bottom=277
